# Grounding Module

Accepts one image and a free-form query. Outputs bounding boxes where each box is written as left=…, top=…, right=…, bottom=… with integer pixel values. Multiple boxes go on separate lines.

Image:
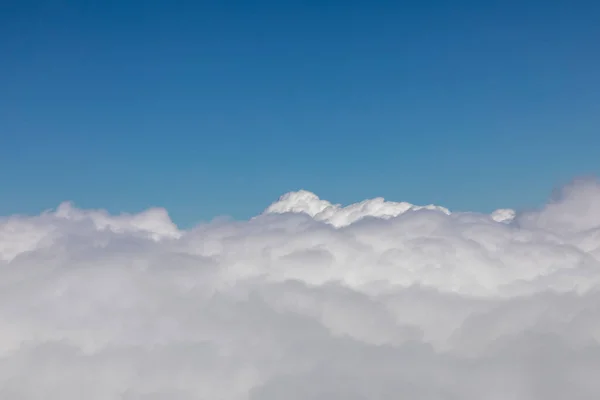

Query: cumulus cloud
left=263, top=189, right=452, bottom=227
left=2, top=178, right=600, bottom=399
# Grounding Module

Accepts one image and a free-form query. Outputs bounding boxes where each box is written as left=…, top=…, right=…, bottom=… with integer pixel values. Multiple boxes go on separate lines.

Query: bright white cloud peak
left=2, top=178, right=600, bottom=399
left=263, top=189, right=453, bottom=227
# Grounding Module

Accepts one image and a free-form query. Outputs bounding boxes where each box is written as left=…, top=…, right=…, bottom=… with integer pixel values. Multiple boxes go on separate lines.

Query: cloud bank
left=2, top=178, right=600, bottom=399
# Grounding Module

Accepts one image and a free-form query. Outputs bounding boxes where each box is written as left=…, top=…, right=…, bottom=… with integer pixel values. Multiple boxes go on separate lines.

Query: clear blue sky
left=2, top=1, right=599, bottom=226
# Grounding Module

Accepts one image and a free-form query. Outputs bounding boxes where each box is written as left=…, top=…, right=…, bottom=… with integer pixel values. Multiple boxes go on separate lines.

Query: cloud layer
left=2, top=178, right=600, bottom=399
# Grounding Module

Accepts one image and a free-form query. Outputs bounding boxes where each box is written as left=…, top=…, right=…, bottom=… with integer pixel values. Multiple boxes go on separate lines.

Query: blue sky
left=1, top=1, right=599, bottom=226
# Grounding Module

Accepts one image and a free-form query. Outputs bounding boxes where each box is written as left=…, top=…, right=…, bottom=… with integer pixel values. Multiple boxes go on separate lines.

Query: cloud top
left=2, top=178, right=600, bottom=399
left=264, top=189, right=452, bottom=227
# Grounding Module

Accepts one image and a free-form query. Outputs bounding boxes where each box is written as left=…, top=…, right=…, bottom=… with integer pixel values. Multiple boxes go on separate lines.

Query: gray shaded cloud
left=1, top=178, right=600, bottom=399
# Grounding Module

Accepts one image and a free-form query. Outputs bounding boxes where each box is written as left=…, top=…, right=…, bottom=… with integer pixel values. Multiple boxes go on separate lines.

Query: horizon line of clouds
left=2, top=176, right=600, bottom=398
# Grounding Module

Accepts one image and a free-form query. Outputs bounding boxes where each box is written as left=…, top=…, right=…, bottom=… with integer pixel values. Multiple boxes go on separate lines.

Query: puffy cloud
left=2, top=178, right=600, bottom=399
left=517, top=177, right=600, bottom=234
left=0, top=202, right=180, bottom=262
left=490, top=208, right=516, bottom=223
left=263, top=189, right=451, bottom=227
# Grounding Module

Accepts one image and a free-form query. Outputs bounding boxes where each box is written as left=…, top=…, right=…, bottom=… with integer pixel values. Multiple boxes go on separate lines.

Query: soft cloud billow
left=2, top=178, right=600, bottom=399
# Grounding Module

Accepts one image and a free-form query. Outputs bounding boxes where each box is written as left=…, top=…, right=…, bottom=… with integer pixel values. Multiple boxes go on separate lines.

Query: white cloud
left=2, top=178, right=600, bottom=399
left=517, top=178, right=600, bottom=234
left=263, top=189, right=452, bottom=227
